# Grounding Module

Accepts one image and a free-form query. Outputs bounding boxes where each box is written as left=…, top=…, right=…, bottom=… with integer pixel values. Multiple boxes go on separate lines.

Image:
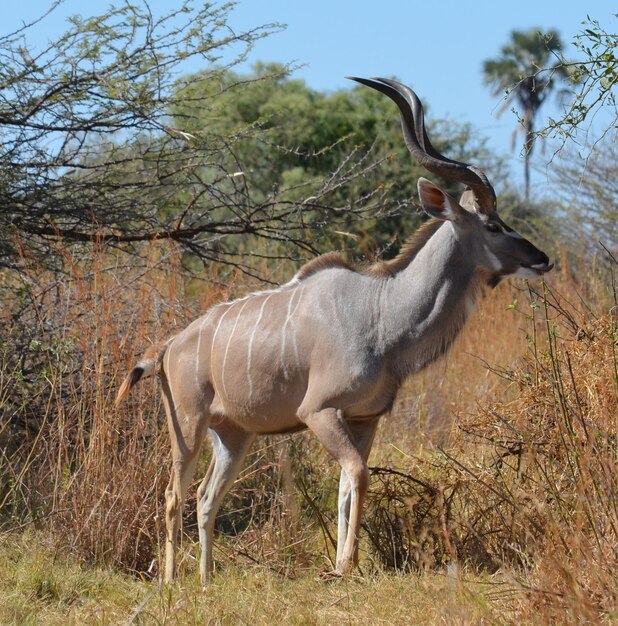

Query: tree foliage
left=0, top=2, right=397, bottom=277
left=171, top=63, right=507, bottom=260
left=0, top=1, right=507, bottom=279
left=538, top=15, right=618, bottom=150
left=0, top=1, right=285, bottom=271
left=549, top=142, right=618, bottom=254
left=0, top=1, right=398, bottom=276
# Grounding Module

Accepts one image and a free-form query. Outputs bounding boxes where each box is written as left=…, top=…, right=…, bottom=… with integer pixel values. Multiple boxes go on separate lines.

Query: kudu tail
left=115, top=339, right=172, bottom=406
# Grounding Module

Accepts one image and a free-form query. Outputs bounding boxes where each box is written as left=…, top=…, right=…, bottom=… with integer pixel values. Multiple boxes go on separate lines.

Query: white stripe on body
left=221, top=298, right=252, bottom=398
left=280, top=285, right=304, bottom=379
left=209, top=303, right=235, bottom=398
left=194, top=309, right=216, bottom=387
left=246, top=293, right=275, bottom=399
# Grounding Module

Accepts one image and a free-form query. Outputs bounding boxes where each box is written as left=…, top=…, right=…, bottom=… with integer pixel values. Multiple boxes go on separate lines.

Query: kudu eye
left=485, top=222, right=501, bottom=234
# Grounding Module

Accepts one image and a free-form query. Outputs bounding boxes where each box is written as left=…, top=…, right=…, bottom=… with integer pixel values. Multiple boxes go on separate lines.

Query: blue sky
left=4, top=1, right=617, bottom=194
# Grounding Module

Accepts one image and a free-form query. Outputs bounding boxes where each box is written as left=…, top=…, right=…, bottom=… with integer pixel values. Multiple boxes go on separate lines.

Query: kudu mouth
left=518, top=245, right=553, bottom=275
left=522, top=261, right=554, bottom=275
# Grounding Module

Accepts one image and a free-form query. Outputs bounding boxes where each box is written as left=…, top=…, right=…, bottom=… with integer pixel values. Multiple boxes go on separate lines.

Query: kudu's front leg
left=336, top=417, right=379, bottom=569
left=303, top=408, right=370, bottom=575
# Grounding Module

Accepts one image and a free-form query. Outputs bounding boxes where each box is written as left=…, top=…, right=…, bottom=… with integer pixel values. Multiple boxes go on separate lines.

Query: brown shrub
left=362, top=250, right=618, bottom=621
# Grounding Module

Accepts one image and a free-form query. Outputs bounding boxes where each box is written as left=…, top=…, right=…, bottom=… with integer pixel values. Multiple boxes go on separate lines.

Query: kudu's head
left=349, top=77, right=553, bottom=285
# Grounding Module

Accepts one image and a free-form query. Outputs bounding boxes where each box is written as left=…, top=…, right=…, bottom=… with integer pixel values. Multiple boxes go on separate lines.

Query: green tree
left=0, top=1, right=509, bottom=278
left=172, top=64, right=508, bottom=259
left=0, top=2, right=287, bottom=272
left=0, top=4, right=415, bottom=277
left=483, top=28, right=572, bottom=203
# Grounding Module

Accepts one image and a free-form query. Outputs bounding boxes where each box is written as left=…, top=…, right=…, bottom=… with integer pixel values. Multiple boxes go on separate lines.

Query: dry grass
left=0, top=240, right=616, bottom=623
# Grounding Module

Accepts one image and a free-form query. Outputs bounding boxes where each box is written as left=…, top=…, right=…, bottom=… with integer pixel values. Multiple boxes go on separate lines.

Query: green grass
left=0, top=531, right=138, bottom=625
left=0, top=531, right=503, bottom=625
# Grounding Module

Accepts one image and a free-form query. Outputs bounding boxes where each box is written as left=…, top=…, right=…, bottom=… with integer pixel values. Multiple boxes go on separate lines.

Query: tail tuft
left=115, top=367, right=144, bottom=406
left=115, top=339, right=172, bottom=406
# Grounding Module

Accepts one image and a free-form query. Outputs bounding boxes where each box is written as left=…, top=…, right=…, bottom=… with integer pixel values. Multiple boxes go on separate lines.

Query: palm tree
left=483, top=29, right=571, bottom=203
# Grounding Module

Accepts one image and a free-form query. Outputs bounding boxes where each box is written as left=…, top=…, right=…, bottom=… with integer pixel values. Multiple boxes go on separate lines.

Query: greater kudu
left=116, top=77, right=553, bottom=585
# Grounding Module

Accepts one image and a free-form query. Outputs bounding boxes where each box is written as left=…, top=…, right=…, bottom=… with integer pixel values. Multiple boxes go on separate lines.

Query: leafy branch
left=536, top=16, right=618, bottom=151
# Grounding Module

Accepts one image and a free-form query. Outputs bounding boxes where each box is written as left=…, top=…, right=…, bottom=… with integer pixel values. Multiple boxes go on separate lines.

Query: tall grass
left=1, top=240, right=616, bottom=622
left=1, top=244, right=198, bottom=571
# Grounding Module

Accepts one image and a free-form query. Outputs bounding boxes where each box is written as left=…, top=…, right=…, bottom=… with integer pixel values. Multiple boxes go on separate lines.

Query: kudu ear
left=417, top=178, right=464, bottom=222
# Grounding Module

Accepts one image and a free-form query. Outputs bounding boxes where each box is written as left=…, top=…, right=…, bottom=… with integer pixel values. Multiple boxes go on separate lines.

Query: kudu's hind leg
left=197, top=419, right=255, bottom=586
left=303, top=408, right=370, bottom=576
left=160, top=370, right=209, bottom=583
left=164, top=454, right=202, bottom=583
left=336, top=417, right=379, bottom=570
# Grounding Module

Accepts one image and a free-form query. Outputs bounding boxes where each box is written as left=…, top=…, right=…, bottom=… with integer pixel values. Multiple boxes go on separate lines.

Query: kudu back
left=116, top=77, right=552, bottom=585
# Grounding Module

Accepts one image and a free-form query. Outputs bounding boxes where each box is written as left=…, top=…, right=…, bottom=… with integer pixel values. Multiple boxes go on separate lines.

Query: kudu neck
left=380, top=221, right=479, bottom=359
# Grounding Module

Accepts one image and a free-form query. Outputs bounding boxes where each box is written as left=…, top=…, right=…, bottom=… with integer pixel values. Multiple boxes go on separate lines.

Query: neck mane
left=291, top=218, right=445, bottom=283
left=367, top=218, right=443, bottom=277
